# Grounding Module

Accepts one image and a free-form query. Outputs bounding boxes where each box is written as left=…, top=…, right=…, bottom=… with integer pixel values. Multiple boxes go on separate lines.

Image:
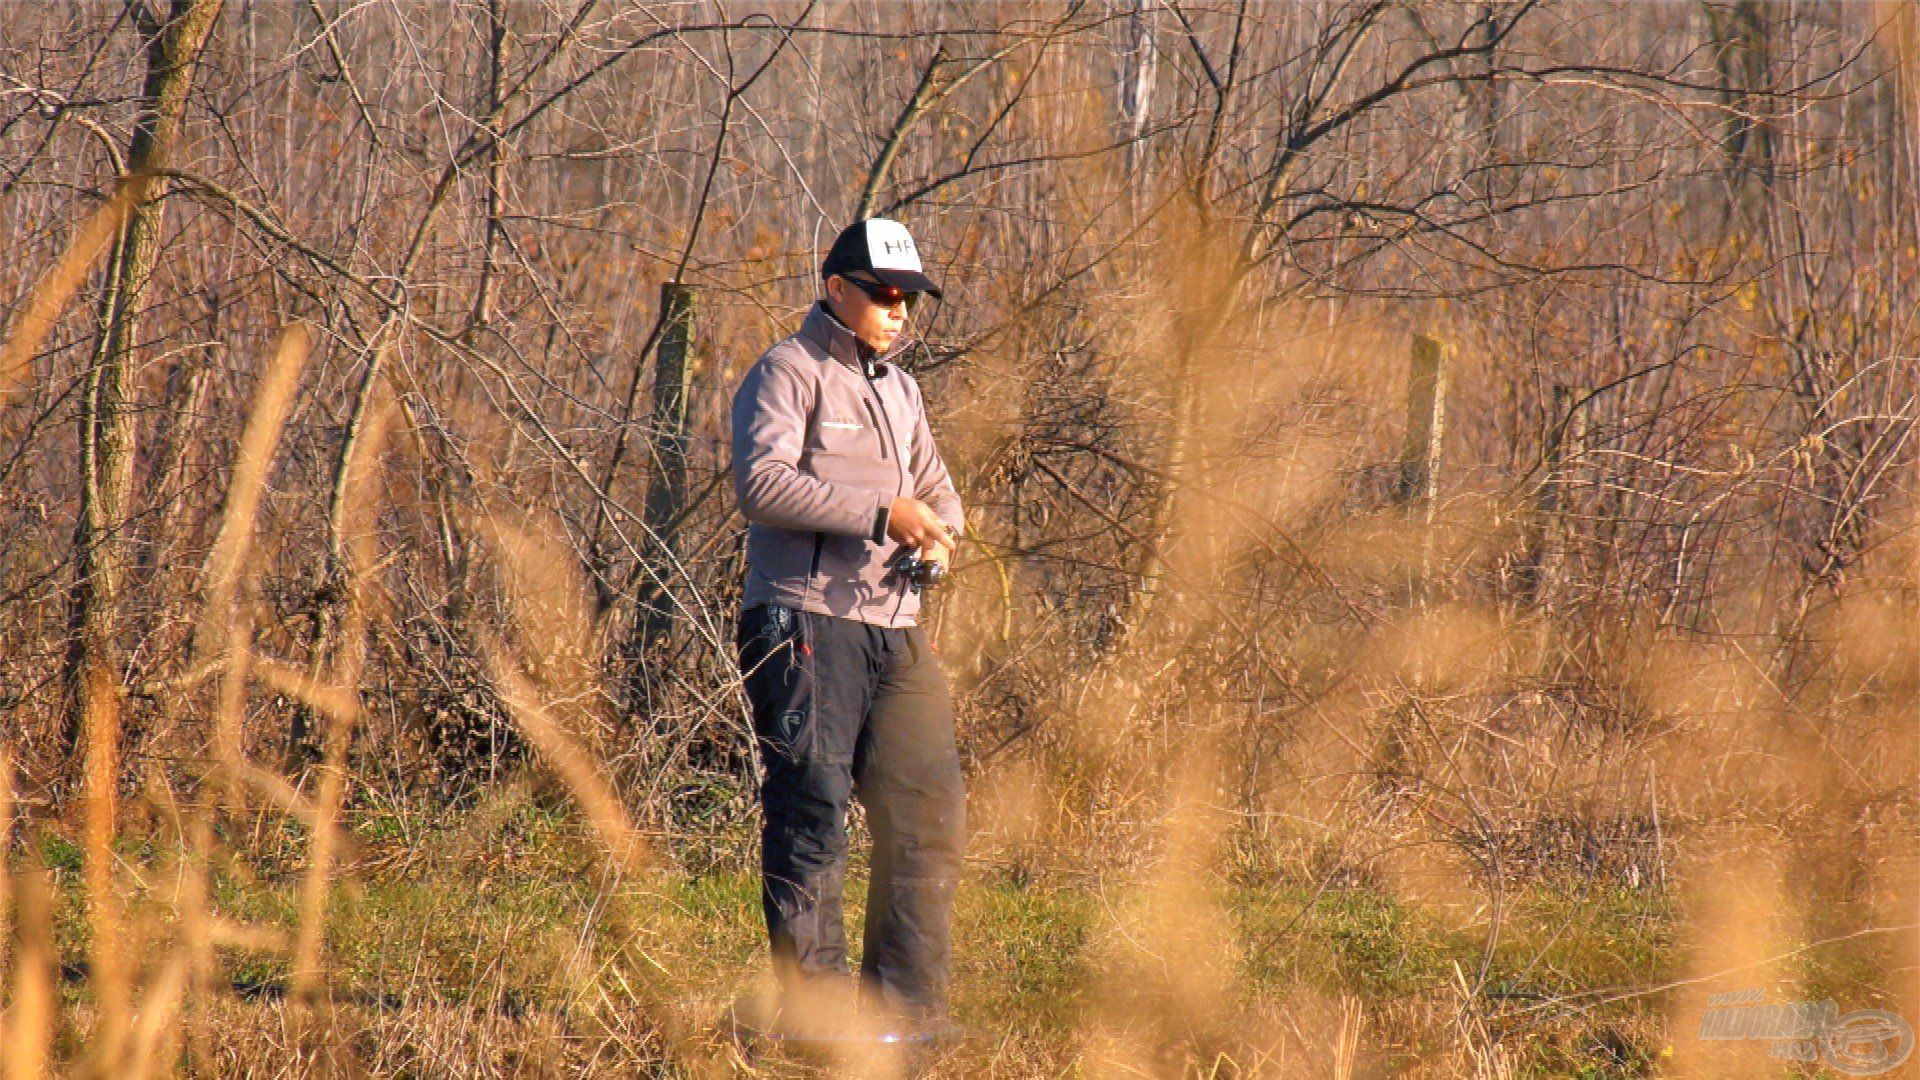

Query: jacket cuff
left=870, top=501, right=891, bottom=545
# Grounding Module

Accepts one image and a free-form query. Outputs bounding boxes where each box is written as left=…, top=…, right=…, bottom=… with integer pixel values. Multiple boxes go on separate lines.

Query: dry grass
left=4, top=101, right=1918, bottom=1080
left=6, top=421, right=1900, bottom=1076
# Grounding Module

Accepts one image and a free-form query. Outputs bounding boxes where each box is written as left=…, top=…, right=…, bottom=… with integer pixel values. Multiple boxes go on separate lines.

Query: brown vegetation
left=1, top=1, right=1917, bottom=1075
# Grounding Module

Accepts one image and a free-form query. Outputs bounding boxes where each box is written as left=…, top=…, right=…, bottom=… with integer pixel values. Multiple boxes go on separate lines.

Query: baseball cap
left=821, top=218, right=943, bottom=299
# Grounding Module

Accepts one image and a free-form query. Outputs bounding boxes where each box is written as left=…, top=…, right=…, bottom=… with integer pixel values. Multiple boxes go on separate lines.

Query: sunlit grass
left=19, top=784, right=1713, bottom=1077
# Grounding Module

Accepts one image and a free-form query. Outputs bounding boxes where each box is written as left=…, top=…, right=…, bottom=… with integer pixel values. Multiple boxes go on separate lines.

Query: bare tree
left=61, top=0, right=222, bottom=764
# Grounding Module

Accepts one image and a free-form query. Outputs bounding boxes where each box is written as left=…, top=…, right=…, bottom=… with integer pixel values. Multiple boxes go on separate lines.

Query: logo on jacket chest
left=820, top=418, right=865, bottom=433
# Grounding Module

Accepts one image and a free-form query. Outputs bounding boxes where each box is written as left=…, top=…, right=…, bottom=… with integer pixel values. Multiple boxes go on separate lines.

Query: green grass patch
left=26, top=790, right=1849, bottom=1079
left=954, top=871, right=1097, bottom=1031
left=1232, top=880, right=1468, bottom=1000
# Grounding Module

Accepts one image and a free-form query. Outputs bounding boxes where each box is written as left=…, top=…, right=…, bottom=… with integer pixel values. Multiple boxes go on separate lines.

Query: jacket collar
left=799, top=300, right=910, bottom=374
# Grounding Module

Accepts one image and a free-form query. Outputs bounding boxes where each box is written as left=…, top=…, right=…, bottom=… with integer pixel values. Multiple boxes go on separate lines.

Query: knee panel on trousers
left=761, top=759, right=853, bottom=865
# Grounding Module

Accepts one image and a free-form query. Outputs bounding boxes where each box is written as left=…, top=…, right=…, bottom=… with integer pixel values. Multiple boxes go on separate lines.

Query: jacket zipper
left=860, top=396, right=889, bottom=461
left=805, top=530, right=824, bottom=612
left=860, top=365, right=917, bottom=625
left=860, top=368, right=909, bottom=496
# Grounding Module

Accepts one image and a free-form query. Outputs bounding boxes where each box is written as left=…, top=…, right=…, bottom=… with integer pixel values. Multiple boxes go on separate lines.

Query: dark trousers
left=736, top=603, right=966, bottom=1017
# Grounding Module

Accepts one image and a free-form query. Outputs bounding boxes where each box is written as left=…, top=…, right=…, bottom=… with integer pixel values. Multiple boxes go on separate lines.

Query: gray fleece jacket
left=731, top=301, right=964, bottom=628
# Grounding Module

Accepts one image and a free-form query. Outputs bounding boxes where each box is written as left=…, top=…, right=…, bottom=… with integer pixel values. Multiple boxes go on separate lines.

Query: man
left=729, top=217, right=966, bottom=1037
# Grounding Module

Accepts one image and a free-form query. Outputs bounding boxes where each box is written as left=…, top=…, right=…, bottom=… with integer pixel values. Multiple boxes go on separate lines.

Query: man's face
left=826, top=273, right=911, bottom=354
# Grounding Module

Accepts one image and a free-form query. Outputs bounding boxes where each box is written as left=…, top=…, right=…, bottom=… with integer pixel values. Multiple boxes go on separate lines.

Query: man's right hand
left=887, top=496, right=955, bottom=555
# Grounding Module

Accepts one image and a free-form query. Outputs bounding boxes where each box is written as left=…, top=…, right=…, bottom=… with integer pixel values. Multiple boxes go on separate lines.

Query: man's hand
left=920, top=535, right=954, bottom=572
left=887, top=496, right=956, bottom=558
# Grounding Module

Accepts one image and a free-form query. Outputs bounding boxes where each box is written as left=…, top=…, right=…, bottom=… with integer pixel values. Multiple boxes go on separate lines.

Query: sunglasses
left=841, top=274, right=920, bottom=311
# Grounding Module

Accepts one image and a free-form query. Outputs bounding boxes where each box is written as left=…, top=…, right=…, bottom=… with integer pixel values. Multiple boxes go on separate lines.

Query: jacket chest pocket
left=803, top=417, right=884, bottom=489
left=810, top=418, right=871, bottom=454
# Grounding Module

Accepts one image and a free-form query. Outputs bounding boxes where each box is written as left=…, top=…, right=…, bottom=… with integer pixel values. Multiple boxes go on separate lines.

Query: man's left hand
left=920, top=532, right=955, bottom=571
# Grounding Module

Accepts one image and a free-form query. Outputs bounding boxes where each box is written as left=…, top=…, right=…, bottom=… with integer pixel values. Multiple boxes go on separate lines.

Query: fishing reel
left=895, top=552, right=948, bottom=591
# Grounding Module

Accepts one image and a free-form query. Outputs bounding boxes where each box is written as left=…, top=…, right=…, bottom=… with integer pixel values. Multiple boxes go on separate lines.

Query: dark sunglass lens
left=855, top=278, right=912, bottom=308
left=845, top=275, right=921, bottom=311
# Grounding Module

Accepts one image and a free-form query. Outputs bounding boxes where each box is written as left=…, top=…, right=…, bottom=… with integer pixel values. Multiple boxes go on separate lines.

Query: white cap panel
left=864, top=218, right=924, bottom=272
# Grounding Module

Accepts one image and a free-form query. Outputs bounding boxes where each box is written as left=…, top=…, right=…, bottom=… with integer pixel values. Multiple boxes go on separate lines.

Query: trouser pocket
left=737, top=603, right=814, bottom=761
left=739, top=606, right=861, bottom=983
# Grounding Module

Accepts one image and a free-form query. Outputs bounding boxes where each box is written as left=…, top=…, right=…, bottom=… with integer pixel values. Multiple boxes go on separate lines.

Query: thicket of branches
left=2, top=0, right=1914, bottom=870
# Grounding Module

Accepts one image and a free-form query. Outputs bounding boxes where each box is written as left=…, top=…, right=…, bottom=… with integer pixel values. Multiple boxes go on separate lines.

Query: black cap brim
left=868, top=266, right=943, bottom=299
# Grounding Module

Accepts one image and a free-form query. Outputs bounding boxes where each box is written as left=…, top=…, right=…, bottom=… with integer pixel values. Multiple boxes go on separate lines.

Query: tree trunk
left=856, top=45, right=948, bottom=221
left=469, top=0, right=510, bottom=333
left=63, top=0, right=224, bottom=767
left=629, top=282, right=697, bottom=658
left=1706, top=0, right=1776, bottom=224
left=1120, top=0, right=1157, bottom=204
